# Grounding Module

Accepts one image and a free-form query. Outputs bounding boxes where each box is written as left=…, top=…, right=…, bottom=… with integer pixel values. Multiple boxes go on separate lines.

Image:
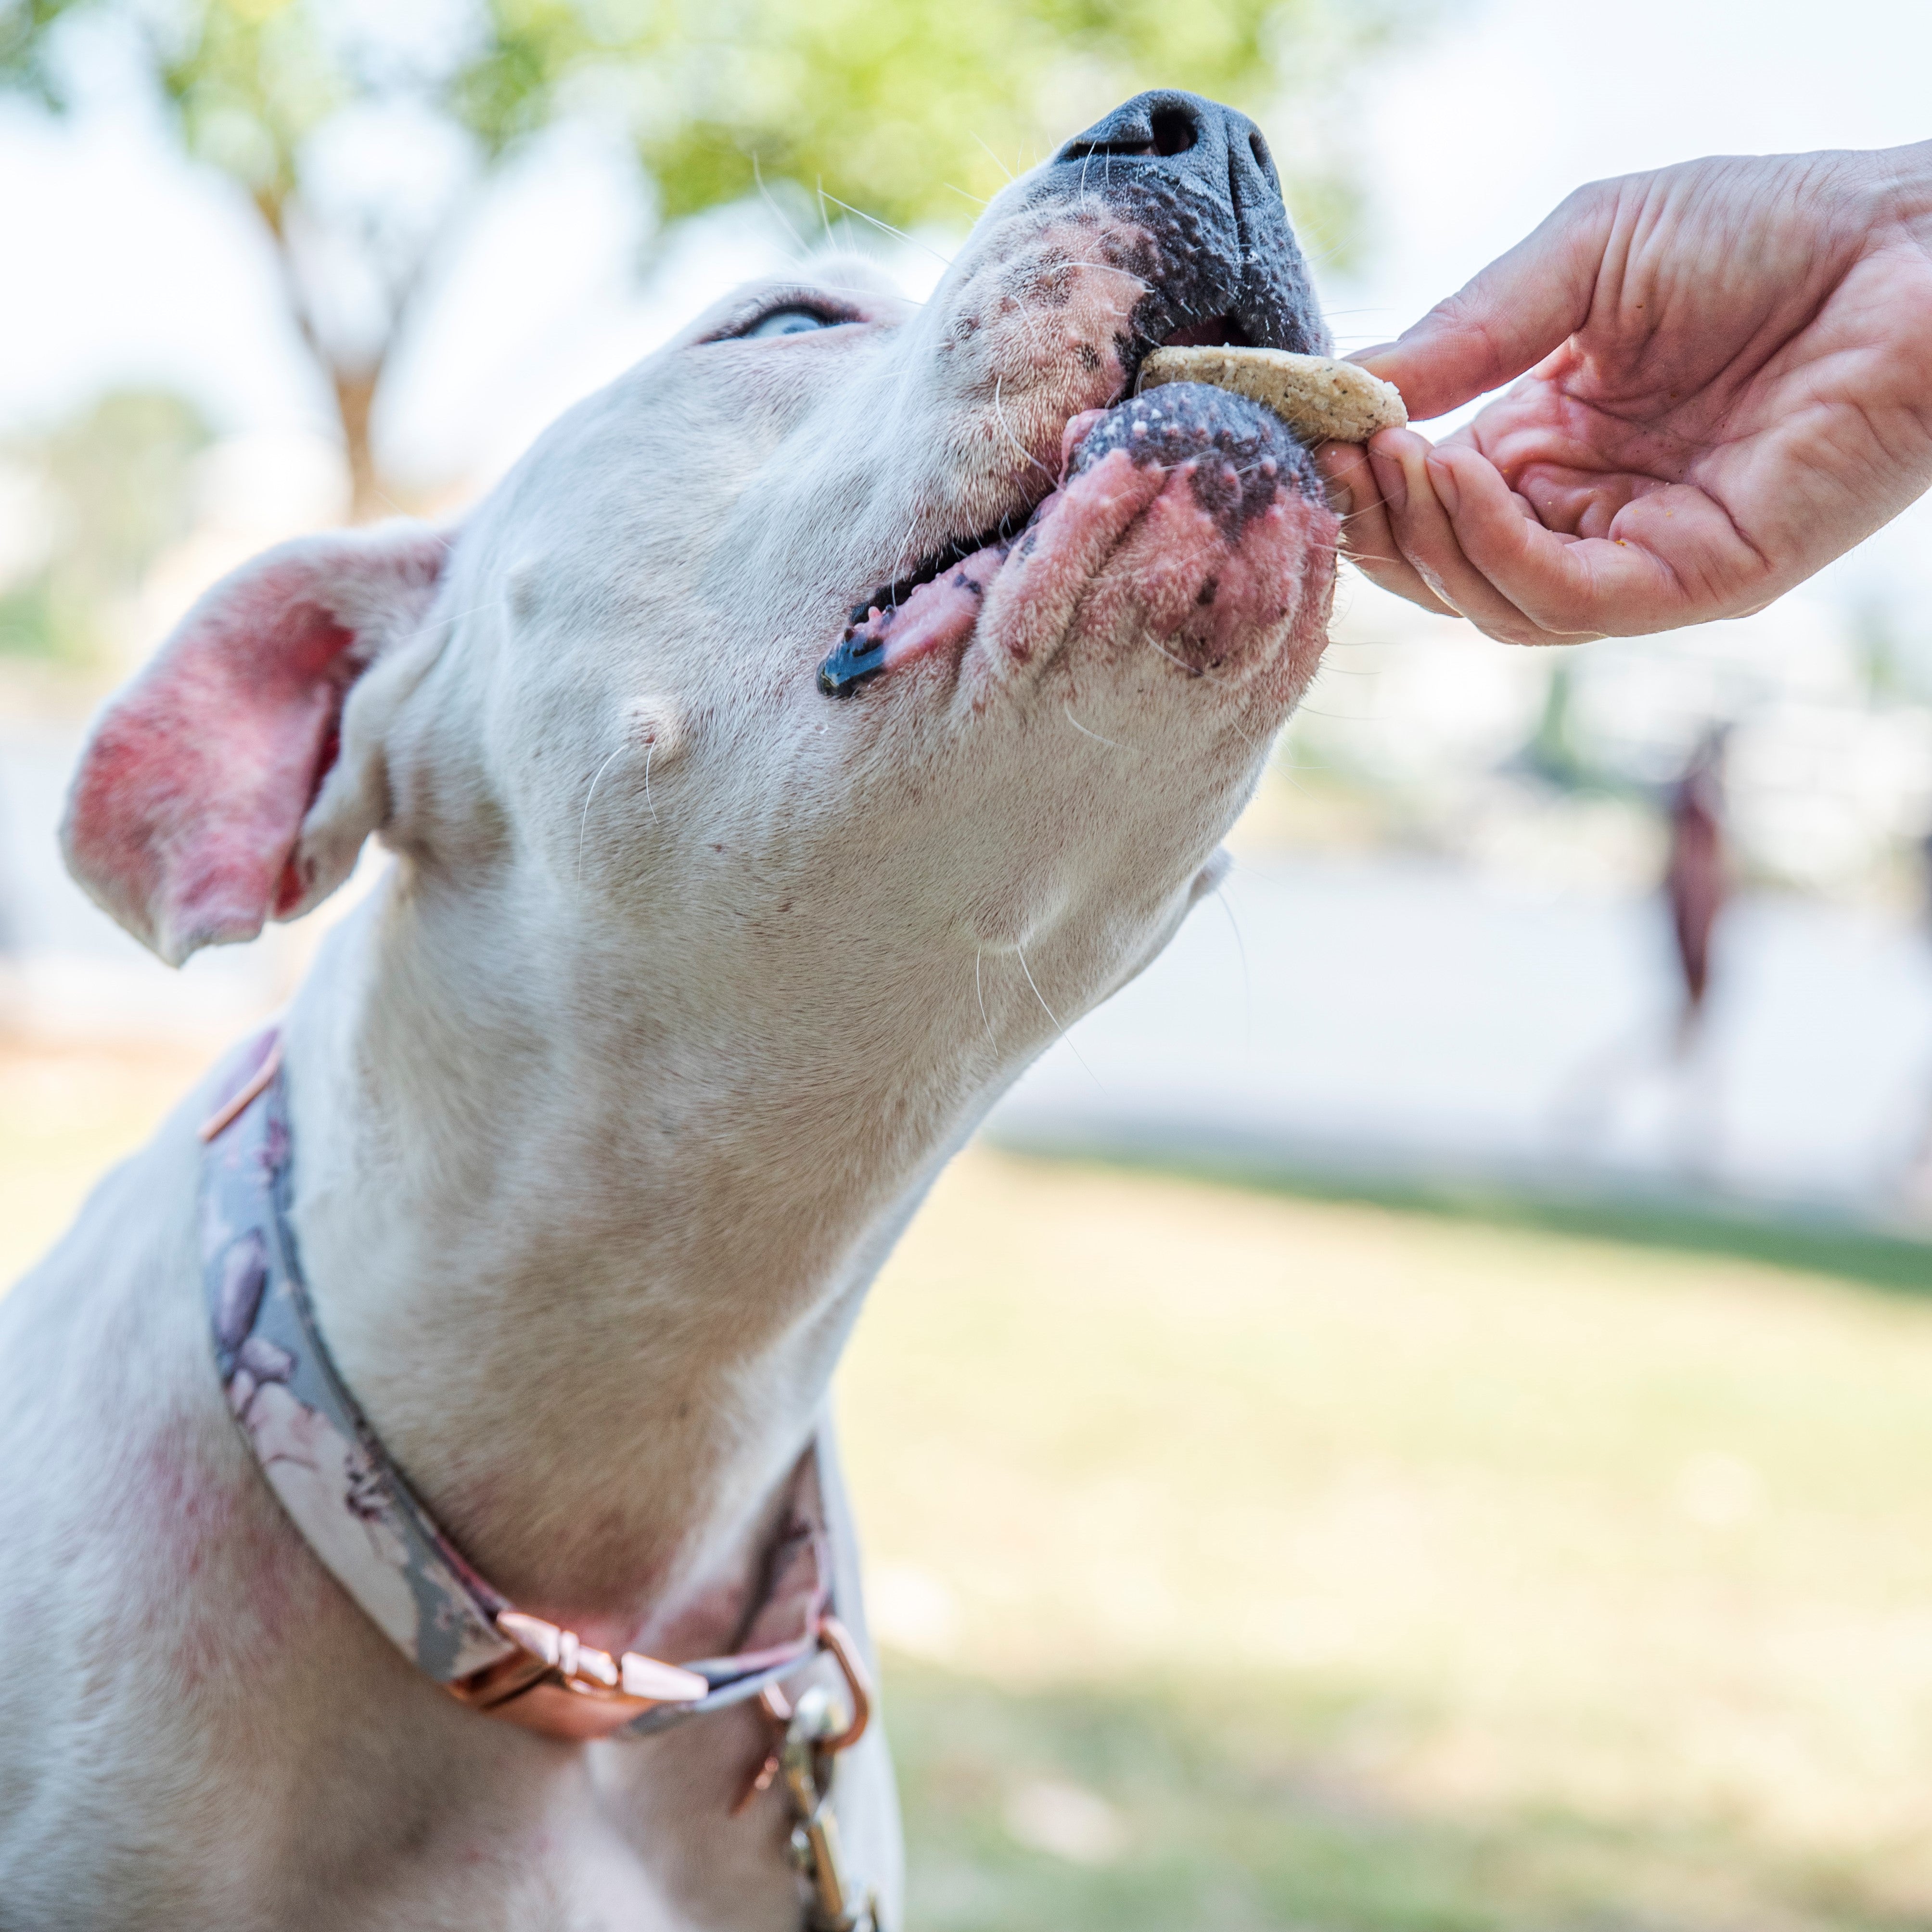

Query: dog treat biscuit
left=1137, top=346, right=1407, bottom=444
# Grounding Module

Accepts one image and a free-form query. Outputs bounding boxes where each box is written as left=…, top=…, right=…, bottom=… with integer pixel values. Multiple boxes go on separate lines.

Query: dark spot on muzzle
left=1072, top=382, right=1319, bottom=540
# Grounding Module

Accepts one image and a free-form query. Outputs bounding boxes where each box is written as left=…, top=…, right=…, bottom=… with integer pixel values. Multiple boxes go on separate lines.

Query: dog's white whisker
left=390, top=594, right=506, bottom=648
left=999, top=290, right=1055, bottom=366
left=751, top=154, right=811, bottom=262
left=1014, top=940, right=1102, bottom=1091
left=786, top=278, right=928, bottom=307
left=1337, top=496, right=1404, bottom=525
left=1057, top=254, right=1154, bottom=290
left=970, top=132, right=1015, bottom=184
left=974, top=947, right=997, bottom=1047
left=1211, top=880, right=1253, bottom=1055
left=993, top=375, right=1058, bottom=486
left=1145, top=633, right=1223, bottom=683
left=362, top=478, right=414, bottom=522
left=1136, top=640, right=1269, bottom=741
left=575, top=744, right=626, bottom=882
left=1064, top=704, right=1128, bottom=751
left=886, top=509, right=930, bottom=603
left=816, top=190, right=953, bottom=271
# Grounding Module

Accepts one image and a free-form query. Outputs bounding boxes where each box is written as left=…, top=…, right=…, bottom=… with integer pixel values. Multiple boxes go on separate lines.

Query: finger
left=1352, top=181, right=1621, bottom=422
left=1426, top=442, right=1683, bottom=638
left=1367, top=430, right=1573, bottom=644
left=1315, top=441, right=1459, bottom=618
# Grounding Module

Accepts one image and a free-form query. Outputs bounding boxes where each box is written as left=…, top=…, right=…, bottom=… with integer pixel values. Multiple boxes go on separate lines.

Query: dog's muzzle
left=816, top=88, right=1330, bottom=701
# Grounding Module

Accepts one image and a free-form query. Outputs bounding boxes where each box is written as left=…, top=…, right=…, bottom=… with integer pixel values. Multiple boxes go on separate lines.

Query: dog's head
left=64, top=91, right=1336, bottom=1124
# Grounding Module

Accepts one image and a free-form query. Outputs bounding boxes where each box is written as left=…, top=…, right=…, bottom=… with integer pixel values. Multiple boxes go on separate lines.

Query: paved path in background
left=991, top=851, right=1932, bottom=1224
left=10, top=724, right=1932, bottom=1220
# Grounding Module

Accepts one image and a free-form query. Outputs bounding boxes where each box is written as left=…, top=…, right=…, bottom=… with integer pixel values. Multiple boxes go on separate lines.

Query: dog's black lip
left=1116, top=309, right=1252, bottom=397
left=1149, top=310, right=1249, bottom=353
left=844, top=507, right=1035, bottom=633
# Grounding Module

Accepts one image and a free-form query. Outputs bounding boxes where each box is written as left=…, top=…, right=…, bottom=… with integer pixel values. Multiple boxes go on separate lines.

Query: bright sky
left=5, top=0, right=1932, bottom=572
left=1335, top=0, right=1932, bottom=353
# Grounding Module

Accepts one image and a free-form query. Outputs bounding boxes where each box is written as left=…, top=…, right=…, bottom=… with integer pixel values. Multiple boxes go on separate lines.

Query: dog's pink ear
left=61, top=521, right=450, bottom=966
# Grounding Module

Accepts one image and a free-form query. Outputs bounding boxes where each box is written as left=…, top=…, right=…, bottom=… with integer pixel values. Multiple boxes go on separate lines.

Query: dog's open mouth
left=817, top=311, right=1313, bottom=700
left=818, top=509, right=1036, bottom=699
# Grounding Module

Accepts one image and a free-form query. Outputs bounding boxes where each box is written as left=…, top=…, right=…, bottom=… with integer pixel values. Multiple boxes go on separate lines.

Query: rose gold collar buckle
left=449, top=1611, right=710, bottom=1741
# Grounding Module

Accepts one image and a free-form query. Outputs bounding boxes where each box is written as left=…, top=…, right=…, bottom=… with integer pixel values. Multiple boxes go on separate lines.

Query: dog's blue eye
left=745, top=308, right=840, bottom=339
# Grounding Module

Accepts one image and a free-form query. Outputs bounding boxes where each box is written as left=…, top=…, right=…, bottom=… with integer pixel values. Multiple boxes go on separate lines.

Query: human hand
left=1319, top=145, right=1932, bottom=643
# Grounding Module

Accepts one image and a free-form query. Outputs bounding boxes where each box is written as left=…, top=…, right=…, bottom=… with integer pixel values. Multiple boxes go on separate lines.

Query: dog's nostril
left=1149, top=106, right=1198, bottom=157
left=1249, top=130, right=1273, bottom=177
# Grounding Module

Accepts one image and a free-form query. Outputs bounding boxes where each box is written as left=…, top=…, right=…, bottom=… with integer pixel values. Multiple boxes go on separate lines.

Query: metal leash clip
left=736, top=1616, right=880, bottom=1932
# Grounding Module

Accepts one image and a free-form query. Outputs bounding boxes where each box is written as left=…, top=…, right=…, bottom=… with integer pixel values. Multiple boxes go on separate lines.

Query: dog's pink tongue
left=848, top=541, right=1012, bottom=675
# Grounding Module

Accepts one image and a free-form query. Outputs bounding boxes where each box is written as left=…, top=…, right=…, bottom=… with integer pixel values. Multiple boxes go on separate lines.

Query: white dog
left=0, top=90, right=1336, bottom=1930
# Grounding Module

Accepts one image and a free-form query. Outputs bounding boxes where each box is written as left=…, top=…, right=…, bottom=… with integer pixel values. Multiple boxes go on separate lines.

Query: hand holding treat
left=1319, top=144, right=1932, bottom=644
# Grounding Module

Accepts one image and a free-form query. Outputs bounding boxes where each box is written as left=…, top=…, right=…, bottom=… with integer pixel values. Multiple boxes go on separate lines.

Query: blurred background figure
left=1548, top=726, right=1734, bottom=1171
left=1900, top=822, right=1932, bottom=1215
left=1665, top=727, right=1729, bottom=1057
left=7, top=3, right=1932, bottom=1928
left=1658, top=725, right=1732, bottom=1174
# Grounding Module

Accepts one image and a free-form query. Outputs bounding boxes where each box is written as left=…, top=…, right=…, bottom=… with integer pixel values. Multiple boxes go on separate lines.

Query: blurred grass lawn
left=8, top=1042, right=1932, bottom=1931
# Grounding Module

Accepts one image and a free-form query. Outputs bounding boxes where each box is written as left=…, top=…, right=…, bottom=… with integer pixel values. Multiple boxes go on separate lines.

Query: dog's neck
left=276, top=867, right=985, bottom=1659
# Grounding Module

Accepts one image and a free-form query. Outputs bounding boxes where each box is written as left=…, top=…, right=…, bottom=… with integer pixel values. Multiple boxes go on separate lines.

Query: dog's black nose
left=1053, top=91, right=1283, bottom=230
left=1042, top=90, right=1325, bottom=359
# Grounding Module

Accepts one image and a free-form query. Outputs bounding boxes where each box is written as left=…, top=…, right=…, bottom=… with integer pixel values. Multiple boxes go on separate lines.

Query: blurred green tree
left=0, top=0, right=1428, bottom=516
left=0, top=388, right=209, bottom=664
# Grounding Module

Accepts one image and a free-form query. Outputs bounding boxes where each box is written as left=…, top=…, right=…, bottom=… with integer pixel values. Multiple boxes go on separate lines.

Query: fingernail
left=1427, top=453, right=1459, bottom=518
left=1369, top=448, right=1406, bottom=514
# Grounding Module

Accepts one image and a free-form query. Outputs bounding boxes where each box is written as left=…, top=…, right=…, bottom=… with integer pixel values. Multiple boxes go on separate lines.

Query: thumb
left=1352, top=182, right=1620, bottom=422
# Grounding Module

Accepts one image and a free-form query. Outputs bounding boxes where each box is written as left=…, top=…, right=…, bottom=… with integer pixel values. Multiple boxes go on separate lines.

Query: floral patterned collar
left=197, top=1031, right=845, bottom=1743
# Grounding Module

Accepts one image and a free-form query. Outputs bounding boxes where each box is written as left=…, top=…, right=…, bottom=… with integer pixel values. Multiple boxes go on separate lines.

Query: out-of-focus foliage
left=0, top=0, right=1433, bottom=507
left=1, top=0, right=1421, bottom=243
left=0, top=390, right=209, bottom=663
left=623, top=0, right=1421, bottom=256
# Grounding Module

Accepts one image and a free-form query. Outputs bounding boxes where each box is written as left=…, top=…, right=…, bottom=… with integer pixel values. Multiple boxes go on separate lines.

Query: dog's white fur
left=0, top=143, right=1335, bottom=1928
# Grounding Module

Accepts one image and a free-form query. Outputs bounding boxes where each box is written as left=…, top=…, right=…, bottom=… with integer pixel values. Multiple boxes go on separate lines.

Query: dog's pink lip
left=818, top=296, right=1263, bottom=696
left=829, top=376, right=1339, bottom=707
left=1059, top=409, right=1110, bottom=469
left=819, top=493, right=1059, bottom=695
left=818, top=403, right=1129, bottom=698
left=819, top=351, right=1263, bottom=699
